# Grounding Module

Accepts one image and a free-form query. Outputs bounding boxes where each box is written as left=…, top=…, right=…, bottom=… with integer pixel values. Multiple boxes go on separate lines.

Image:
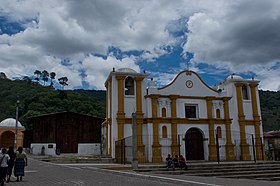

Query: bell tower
left=105, top=68, right=147, bottom=161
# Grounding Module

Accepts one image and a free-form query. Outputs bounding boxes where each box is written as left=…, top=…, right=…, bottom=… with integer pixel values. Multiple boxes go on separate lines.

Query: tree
left=34, top=70, right=41, bottom=82
left=41, top=70, right=49, bottom=85
left=0, top=72, right=7, bottom=79
left=58, top=76, right=69, bottom=89
left=50, top=72, right=56, bottom=87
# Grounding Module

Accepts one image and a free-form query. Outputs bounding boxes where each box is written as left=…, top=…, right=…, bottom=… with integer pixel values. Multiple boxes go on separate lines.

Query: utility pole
left=14, top=96, right=20, bottom=149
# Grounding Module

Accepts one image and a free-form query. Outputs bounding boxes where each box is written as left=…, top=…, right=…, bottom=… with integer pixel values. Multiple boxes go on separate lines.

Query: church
left=103, top=68, right=264, bottom=163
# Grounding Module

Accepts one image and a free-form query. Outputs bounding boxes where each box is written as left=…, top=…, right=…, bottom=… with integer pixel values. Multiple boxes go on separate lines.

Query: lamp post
left=14, top=96, right=20, bottom=149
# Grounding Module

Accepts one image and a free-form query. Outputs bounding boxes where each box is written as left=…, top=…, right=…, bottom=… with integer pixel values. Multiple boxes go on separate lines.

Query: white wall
left=30, top=143, right=56, bottom=156
left=78, top=143, right=100, bottom=156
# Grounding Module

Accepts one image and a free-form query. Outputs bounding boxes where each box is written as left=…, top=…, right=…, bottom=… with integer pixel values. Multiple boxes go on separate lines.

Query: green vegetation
left=0, top=78, right=105, bottom=130
left=0, top=77, right=279, bottom=132
left=259, top=90, right=280, bottom=132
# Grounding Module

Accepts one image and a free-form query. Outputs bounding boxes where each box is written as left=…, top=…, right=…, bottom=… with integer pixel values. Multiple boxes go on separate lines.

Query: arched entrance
left=185, top=128, right=204, bottom=160
left=0, top=131, right=15, bottom=148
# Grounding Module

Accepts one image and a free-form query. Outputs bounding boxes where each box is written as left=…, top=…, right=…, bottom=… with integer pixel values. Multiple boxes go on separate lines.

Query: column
left=170, top=95, right=179, bottom=155
left=235, top=83, right=251, bottom=160
left=135, top=77, right=145, bottom=162
left=151, top=95, right=162, bottom=162
left=206, top=97, right=217, bottom=160
left=223, top=97, right=235, bottom=160
left=116, top=76, right=125, bottom=139
left=249, top=83, right=264, bottom=160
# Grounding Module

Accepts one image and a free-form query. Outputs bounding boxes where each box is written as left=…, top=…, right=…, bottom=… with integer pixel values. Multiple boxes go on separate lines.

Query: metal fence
left=264, top=136, right=280, bottom=161
left=115, top=130, right=266, bottom=164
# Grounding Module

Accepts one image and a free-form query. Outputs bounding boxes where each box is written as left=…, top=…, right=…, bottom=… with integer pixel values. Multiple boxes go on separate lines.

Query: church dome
left=116, top=68, right=137, bottom=73
left=0, top=118, right=23, bottom=128
left=226, top=74, right=243, bottom=80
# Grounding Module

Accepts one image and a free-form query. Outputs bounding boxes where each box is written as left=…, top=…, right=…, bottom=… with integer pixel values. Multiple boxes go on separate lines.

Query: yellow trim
left=249, top=84, right=260, bottom=119
left=235, top=83, right=245, bottom=119
left=206, top=96, right=217, bottom=160
left=150, top=95, right=159, bottom=117
left=116, top=76, right=125, bottom=114
left=135, top=77, right=144, bottom=114
left=145, top=118, right=229, bottom=124
left=150, top=95, right=162, bottom=162
left=223, top=97, right=235, bottom=160
left=116, top=76, right=126, bottom=140
left=235, top=83, right=251, bottom=160
left=145, top=94, right=230, bottom=101
left=249, top=83, right=264, bottom=160
left=135, top=76, right=146, bottom=162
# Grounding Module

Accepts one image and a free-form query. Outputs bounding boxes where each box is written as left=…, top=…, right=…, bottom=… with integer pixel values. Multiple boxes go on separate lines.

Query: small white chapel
left=103, top=68, right=264, bottom=163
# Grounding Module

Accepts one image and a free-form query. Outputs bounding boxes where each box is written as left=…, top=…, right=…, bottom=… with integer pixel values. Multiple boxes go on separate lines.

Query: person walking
left=6, top=147, right=15, bottom=183
left=0, top=148, right=10, bottom=186
left=14, top=147, right=27, bottom=182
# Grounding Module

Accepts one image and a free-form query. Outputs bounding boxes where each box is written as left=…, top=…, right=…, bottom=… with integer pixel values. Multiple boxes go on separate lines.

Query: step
left=187, top=169, right=280, bottom=177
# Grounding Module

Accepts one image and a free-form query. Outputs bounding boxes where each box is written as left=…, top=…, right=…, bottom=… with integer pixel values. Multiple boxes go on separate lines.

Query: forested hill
left=0, top=78, right=279, bottom=131
left=0, top=78, right=106, bottom=130
left=259, top=90, right=280, bottom=132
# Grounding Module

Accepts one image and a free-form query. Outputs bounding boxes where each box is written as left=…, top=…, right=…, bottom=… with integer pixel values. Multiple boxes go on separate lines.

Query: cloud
left=183, top=0, right=280, bottom=71
left=0, top=0, right=280, bottom=91
left=82, top=54, right=140, bottom=90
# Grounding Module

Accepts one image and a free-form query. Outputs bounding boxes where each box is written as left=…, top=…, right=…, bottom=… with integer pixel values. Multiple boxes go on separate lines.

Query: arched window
left=216, top=126, right=222, bottom=138
left=242, top=85, right=249, bottom=100
left=125, top=77, right=134, bottom=95
left=216, top=109, right=221, bottom=118
left=162, top=126, right=167, bottom=138
left=162, top=107, right=166, bottom=117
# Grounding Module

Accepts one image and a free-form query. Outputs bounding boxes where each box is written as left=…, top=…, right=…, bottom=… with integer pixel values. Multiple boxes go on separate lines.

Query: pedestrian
left=178, top=154, right=188, bottom=170
left=165, top=154, right=173, bottom=168
left=172, top=155, right=179, bottom=169
left=0, top=148, right=10, bottom=186
left=14, top=147, right=27, bottom=182
left=6, top=146, right=16, bottom=183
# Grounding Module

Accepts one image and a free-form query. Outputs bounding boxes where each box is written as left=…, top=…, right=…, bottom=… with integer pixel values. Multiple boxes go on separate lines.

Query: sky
left=0, top=0, right=280, bottom=91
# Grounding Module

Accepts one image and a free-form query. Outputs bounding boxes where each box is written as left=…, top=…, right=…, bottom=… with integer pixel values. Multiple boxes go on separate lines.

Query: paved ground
left=6, top=157, right=280, bottom=186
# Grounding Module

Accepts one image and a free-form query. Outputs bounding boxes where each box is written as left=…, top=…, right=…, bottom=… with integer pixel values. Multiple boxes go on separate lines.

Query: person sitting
left=178, top=154, right=188, bottom=170
left=172, top=155, right=179, bottom=169
left=165, top=154, right=173, bottom=168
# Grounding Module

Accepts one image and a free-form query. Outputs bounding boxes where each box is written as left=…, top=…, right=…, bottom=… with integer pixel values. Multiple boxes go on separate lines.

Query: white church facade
left=103, top=68, right=264, bottom=163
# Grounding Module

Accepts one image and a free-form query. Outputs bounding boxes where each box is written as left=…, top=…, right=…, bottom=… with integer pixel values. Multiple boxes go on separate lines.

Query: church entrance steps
left=135, top=161, right=280, bottom=181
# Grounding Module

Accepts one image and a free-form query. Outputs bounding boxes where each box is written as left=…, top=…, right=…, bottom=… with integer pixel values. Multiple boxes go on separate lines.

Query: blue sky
left=0, top=0, right=280, bottom=91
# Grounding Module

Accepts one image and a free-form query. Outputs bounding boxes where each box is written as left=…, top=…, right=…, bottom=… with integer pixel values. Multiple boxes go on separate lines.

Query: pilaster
left=206, top=96, right=217, bottom=160
left=249, top=83, right=264, bottom=160
left=116, top=76, right=125, bottom=140
left=223, top=97, right=235, bottom=160
left=235, top=83, right=251, bottom=160
left=151, top=95, right=162, bottom=162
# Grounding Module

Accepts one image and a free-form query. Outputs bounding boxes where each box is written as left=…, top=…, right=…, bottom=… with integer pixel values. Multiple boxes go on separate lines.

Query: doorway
left=185, top=128, right=204, bottom=160
left=57, top=124, right=78, bottom=153
left=0, top=131, right=14, bottom=148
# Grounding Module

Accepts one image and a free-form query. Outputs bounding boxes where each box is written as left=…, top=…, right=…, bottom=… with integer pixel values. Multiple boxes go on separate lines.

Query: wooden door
left=185, top=128, right=204, bottom=160
left=57, top=124, right=78, bottom=153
